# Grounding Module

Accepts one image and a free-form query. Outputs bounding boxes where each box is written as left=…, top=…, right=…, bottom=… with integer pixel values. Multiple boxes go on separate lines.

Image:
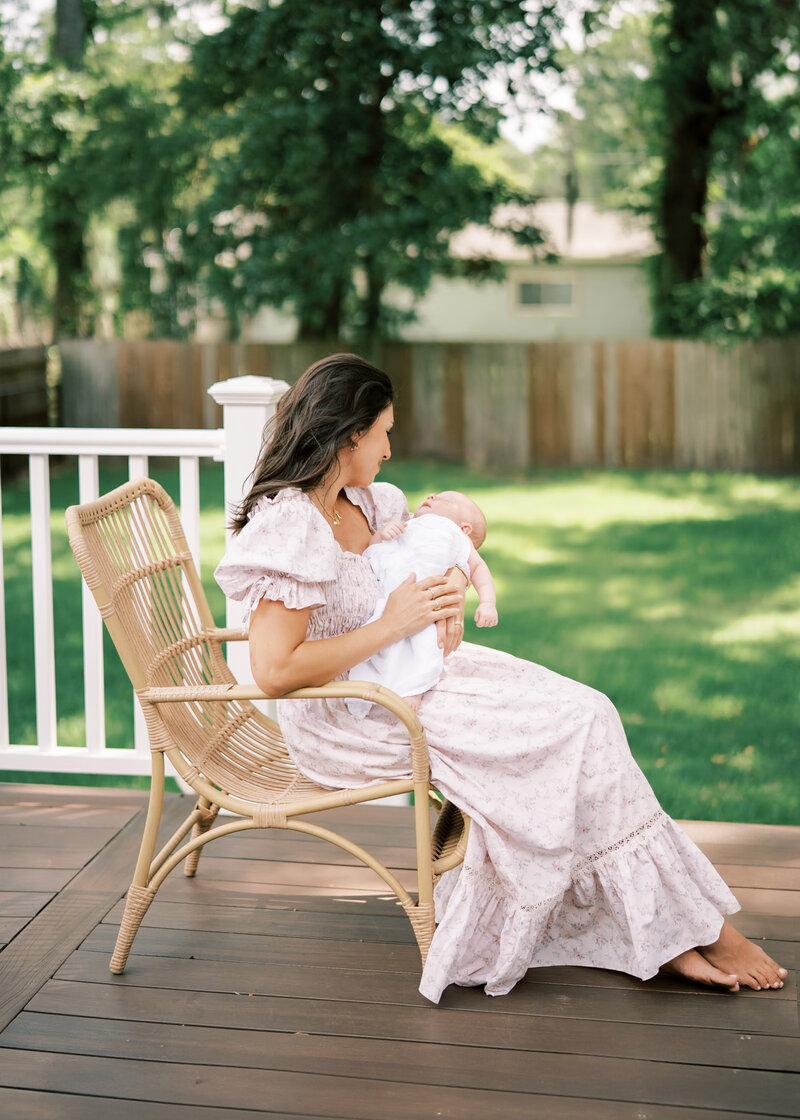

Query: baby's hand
left=375, top=520, right=406, bottom=542
left=474, top=603, right=498, bottom=628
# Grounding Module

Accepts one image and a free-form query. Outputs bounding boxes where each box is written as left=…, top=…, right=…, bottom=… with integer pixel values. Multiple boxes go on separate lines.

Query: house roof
left=449, top=199, right=656, bottom=264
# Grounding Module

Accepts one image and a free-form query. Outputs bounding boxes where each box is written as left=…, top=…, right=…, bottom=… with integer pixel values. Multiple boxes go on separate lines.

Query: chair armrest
left=206, top=626, right=248, bottom=642
left=138, top=680, right=429, bottom=779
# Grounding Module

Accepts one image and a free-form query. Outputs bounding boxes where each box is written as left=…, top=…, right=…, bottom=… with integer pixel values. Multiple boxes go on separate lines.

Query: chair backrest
left=67, top=477, right=228, bottom=693
left=67, top=478, right=294, bottom=795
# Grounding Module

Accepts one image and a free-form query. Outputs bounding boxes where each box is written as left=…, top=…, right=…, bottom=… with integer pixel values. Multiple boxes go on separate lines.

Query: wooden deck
left=0, top=783, right=797, bottom=1120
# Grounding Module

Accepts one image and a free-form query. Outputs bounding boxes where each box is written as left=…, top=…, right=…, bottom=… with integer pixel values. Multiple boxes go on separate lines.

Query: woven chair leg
left=403, top=899, right=436, bottom=966
left=110, top=883, right=156, bottom=974
left=183, top=799, right=220, bottom=878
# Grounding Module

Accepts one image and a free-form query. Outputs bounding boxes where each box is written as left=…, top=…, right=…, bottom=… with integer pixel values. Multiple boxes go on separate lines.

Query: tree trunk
left=362, top=257, right=385, bottom=341
left=297, top=284, right=343, bottom=340
left=54, top=0, right=87, bottom=71
left=50, top=184, right=88, bottom=338
left=653, top=0, right=721, bottom=335
left=49, top=0, right=90, bottom=338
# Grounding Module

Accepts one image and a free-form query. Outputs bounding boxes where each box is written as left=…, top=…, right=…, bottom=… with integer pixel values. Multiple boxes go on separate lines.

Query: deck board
left=2, top=1014, right=799, bottom=1113
left=0, top=783, right=797, bottom=1118
left=0, top=1089, right=315, bottom=1120
left=1, top=1048, right=795, bottom=1120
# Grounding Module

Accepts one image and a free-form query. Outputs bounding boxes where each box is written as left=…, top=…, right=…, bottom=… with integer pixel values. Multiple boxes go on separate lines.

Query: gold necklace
left=313, top=492, right=342, bottom=526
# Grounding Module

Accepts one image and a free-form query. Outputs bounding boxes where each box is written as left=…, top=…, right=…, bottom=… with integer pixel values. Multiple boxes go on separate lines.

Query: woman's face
left=339, top=404, right=394, bottom=487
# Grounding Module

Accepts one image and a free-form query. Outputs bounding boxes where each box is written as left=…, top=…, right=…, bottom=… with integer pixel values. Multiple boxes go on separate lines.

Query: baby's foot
left=404, top=694, right=423, bottom=712
left=699, top=922, right=787, bottom=990
left=660, top=948, right=740, bottom=991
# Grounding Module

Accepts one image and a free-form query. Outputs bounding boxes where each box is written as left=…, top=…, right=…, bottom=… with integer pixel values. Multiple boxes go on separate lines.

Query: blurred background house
left=231, top=201, right=654, bottom=345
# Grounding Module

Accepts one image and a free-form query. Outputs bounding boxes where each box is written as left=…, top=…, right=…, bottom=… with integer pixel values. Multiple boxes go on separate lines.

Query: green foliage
left=535, top=8, right=658, bottom=210
left=533, top=2, right=800, bottom=342
left=0, top=0, right=200, bottom=340
left=0, top=0, right=567, bottom=342
left=671, top=80, right=800, bottom=340
left=671, top=266, right=800, bottom=342
left=176, top=0, right=560, bottom=339
left=648, top=0, right=800, bottom=337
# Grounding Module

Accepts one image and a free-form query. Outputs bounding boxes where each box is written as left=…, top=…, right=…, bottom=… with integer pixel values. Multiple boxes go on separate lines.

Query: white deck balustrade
left=0, top=377, right=288, bottom=777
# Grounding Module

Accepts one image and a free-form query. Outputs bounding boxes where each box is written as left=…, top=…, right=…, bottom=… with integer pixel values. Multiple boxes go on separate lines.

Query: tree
left=528, top=8, right=657, bottom=209
left=525, top=1, right=800, bottom=341
left=650, top=0, right=800, bottom=335
left=54, top=0, right=87, bottom=70
left=178, top=0, right=564, bottom=340
left=0, top=0, right=201, bottom=340
left=48, top=0, right=93, bottom=336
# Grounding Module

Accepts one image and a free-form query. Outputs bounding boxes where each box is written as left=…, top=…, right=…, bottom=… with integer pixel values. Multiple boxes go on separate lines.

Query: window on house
left=518, top=280, right=575, bottom=307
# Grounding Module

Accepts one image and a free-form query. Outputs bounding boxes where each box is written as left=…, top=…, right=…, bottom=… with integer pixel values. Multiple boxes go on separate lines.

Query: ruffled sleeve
left=345, top=481, right=410, bottom=533
left=214, top=488, right=339, bottom=620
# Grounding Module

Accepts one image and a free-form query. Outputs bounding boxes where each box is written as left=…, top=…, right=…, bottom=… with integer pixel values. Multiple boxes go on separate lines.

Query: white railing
left=0, top=375, right=288, bottom=777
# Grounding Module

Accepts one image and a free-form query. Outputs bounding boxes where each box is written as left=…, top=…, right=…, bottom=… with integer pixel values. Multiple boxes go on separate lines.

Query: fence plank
left=528, top=342, right=571, bottom=466
left=570, top=342, right=596, bottom=466
left=0, top=347, right=48, bottom=428
left=442, top=344, right=466, bottom=461
left=383, top=342, right=414, bottom=458
left=49, top=337, right=800, bottom=473
left=593, top=342, right=606, bottom=465
left=674, top=342, right=697, bottom=469
left=465, top=344, right=528, bottom=469
left=412, top=344, right=447, bottom=459
left=652, top=340, right=676, bottom=467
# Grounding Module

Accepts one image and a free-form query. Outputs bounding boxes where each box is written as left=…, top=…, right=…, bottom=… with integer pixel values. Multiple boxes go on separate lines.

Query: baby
left=346, top=491, right=497, bottom=716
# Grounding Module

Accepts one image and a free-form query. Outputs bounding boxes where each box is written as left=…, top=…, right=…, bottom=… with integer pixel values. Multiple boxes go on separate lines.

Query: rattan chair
left=66, top=478, right=470, bottom=975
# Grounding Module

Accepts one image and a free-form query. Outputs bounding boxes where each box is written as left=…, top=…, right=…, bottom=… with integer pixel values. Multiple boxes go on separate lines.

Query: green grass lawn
left=2, top=457, right=799, bottom=825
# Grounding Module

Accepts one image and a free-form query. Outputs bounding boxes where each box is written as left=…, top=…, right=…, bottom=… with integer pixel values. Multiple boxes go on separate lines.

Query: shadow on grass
left=387, top=462, right=800, bottom=826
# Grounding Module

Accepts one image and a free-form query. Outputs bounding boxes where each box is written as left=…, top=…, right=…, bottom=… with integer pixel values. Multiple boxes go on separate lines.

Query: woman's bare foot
left=660, top=948, right=740, bottom=991
left=699, top=921, right=787, bottom=990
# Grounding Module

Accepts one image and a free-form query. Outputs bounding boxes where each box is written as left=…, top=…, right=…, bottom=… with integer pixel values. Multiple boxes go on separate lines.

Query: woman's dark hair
left=230, top=353, right=394, bottom=533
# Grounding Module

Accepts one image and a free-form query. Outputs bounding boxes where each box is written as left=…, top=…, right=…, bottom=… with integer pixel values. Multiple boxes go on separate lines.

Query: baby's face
left=413, top=491, right=473, bottom=526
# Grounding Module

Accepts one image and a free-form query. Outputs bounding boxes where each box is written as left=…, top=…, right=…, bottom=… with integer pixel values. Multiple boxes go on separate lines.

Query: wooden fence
left=0, top=346, right=49, bottom=428
left=56, top=338, right=800, bottom=473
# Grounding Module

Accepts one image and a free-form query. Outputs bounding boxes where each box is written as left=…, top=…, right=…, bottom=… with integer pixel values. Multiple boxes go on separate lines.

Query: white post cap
left=208, top=375, right=289, bottom=406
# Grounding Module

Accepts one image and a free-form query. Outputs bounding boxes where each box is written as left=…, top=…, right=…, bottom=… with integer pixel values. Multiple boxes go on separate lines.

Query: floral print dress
left=214, top=481, right=739, bottom=1004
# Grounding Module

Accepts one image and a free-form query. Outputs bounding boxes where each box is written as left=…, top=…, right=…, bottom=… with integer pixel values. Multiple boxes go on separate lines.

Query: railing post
left=208, top=375, right=289, bottom=684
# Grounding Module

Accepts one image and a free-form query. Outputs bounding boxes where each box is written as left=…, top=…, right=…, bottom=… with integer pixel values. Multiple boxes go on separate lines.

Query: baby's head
left=413, top=491, right=487, bottom=548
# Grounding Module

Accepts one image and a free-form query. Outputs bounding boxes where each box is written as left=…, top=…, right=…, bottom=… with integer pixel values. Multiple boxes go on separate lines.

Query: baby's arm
left=468, top=545, right=498, bottom=627
left=371, top=519, right=406, bottom=543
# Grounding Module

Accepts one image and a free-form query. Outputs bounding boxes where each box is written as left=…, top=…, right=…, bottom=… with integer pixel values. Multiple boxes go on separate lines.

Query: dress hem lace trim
left=495, top=809, right=669, bottom=916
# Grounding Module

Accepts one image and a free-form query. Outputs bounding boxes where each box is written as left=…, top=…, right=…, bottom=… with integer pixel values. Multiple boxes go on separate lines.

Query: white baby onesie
left=346, top=515, right=471, bottom=716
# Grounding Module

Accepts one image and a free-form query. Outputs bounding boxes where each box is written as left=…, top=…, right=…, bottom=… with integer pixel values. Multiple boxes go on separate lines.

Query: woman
left=215, top=353, right=786, bottom=1004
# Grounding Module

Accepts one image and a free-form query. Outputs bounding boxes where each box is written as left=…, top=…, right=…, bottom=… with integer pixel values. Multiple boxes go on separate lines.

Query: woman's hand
left=381, top=573, right=460, bottom=644
left=434, top=567, right=468, bottom=655
left=250, top=571, right=463, bottom=698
